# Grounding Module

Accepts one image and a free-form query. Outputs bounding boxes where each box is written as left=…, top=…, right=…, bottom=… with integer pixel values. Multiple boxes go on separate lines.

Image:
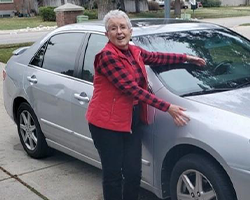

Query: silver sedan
left=3, top=19, right=250, bottom=200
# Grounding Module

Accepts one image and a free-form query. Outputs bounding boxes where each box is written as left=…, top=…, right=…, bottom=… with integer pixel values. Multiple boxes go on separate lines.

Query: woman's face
left=105, top=17, right=132, bottom=50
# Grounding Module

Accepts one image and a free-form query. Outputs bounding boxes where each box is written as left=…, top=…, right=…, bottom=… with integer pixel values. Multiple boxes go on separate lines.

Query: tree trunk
left=119, top=0, right=125, bottom=11
left=174, top=0, right=181, bottom=17
left=246, top=0, right=250, bottom=6
left=135, top=0, right=140, bottom=13
left=98, top=0, right=117, bottom=19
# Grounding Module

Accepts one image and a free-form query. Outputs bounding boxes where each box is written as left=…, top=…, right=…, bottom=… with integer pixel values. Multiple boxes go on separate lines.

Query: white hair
left=103, top=10, right=132, bottom=31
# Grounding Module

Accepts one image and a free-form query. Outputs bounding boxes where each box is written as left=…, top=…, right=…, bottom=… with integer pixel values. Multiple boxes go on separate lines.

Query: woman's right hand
left=167, top=104, right=190, bottom=127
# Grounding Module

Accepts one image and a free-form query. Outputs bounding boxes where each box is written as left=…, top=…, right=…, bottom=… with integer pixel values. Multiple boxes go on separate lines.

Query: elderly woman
left=86, top=10, right=206, bottom=200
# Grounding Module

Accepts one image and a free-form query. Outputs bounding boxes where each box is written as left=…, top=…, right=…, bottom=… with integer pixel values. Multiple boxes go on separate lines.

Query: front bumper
left=231, top=167, right=250, bottom=200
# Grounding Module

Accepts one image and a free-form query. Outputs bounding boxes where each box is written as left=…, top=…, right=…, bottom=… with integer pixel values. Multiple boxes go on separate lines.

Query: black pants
left=89, top=105, right=142, bottom=200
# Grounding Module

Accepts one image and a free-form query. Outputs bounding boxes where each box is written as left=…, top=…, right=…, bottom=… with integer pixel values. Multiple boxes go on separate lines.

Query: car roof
left=44, top=18, right=224, bottom=41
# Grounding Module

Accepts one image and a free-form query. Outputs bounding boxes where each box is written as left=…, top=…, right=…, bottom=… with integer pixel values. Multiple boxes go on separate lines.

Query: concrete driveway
left=201, top=16, right=250, bottom=39
left=0, top=65, right=163, bottom=199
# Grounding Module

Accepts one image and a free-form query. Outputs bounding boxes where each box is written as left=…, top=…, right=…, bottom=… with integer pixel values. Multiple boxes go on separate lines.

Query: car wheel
left=170, top=154, right=236, bottom=200
left=17, top=102, right=52, bottom=158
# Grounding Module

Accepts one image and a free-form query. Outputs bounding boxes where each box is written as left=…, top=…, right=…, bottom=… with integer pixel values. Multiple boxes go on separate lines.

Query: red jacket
left=86, top=42, right=187, bottom=132
left=86, top=43, right=149, bottom=132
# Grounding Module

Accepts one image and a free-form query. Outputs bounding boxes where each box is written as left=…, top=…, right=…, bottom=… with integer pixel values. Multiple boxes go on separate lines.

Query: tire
left=17, top=102, right=52, bottom=158
left=170, top=154, right=236, bottom=200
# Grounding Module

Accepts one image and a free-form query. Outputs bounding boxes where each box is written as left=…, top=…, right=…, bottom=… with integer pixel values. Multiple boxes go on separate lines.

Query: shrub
left=39, top=7, right=56, bottom=21
left=201, top=0, right=221, bottom=7
left=148, top=1, right=160, bottom=11
left=83, top=9, right=98, bottom=19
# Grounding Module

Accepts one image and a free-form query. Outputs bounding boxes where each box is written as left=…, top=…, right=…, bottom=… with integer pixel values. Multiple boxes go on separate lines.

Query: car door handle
left=74, top=92, right=90, bottom=103
left=27, top=75, right=37, bottom=84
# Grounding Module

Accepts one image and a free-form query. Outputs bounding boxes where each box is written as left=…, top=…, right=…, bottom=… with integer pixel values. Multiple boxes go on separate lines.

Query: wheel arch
left=160, top=143, right=237, bottom=199
left=13, top=97, right=29, bottom=124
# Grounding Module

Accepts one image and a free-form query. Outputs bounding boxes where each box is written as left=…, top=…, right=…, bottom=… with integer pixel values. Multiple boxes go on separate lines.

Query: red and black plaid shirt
left=96, top=46, right=187, bottom=112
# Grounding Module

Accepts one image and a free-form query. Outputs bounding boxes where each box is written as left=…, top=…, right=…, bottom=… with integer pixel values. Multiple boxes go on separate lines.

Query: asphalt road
left=0, top=30, right=50, bottom=45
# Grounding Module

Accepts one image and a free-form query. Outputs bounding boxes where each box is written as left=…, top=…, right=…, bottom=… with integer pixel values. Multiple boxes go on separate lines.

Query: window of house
left=0, top=0, right=13, bottom=3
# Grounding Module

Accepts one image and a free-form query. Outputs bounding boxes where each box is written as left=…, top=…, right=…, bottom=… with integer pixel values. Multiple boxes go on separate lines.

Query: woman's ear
left=105, top=32, right=109, bottom=39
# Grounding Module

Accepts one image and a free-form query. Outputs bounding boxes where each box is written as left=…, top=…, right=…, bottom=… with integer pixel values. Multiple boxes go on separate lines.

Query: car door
left=70, top=32, right=154, bottom=185
left=70, top=33, right=108, bottom=163
left=24, top=32, right=85, bottom=149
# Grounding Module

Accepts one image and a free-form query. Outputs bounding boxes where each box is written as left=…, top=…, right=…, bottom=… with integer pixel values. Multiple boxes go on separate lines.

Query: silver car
left=3, top=19, right=250, bottom=200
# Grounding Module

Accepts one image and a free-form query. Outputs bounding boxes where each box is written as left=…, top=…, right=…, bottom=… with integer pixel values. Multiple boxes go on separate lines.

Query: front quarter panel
left=152, top=87, right=250, bottom=199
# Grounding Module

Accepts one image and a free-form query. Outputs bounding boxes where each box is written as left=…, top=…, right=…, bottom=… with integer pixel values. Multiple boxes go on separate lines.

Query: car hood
left=187, top=87, right=250, bottom=118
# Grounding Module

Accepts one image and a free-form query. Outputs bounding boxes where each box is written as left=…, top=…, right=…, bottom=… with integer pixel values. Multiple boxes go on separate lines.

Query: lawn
left=0, top=16, right=56, bottom=30
left=0, top=43, right=33, bottom=63
left=129, top=6, right=250, bottom=19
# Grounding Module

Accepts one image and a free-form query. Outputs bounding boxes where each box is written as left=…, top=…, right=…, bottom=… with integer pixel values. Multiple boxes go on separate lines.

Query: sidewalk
left=0, top=25, right=57, bottom=45
left=200, top=16, right=250, bottom=28
left=200, top=16, right=250, bottom=39
left=0, top=25, right=57, bottom=35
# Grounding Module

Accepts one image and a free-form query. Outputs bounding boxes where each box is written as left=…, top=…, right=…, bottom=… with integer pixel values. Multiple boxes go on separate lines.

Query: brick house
left=0, top=0, right=38, bottom=17
left=220, top=0, right=247, bottom=6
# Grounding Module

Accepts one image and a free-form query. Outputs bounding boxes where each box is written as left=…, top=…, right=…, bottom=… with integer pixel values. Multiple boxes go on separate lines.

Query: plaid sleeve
left=96, top=51, right=170, bottom=111
left=140, top=47, right=187, bottom=66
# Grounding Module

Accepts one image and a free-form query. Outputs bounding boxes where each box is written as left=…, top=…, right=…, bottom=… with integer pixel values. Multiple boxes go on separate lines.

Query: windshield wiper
left=181, top=88, right=232, bottom=97
left=236, top=81, right=250, bottom=89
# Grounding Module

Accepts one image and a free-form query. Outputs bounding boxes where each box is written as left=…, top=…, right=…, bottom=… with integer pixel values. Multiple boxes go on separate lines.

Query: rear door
left=24, top=32, right=85, bottom=149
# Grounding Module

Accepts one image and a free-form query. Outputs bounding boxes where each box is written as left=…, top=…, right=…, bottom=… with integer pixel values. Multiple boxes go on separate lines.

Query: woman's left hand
left=186, top=55, right=206, bottom=67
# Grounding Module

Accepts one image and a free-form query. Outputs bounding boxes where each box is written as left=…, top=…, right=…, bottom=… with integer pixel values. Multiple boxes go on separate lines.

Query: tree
left=174, top=0, right=181, bottom=16
left=97, top=0, right=117, bottom=19
left=246, top=0, right=250, bottom=6
left=118, top=0, right=125, bottom=11
left=135, top=0, right=140, bottom=13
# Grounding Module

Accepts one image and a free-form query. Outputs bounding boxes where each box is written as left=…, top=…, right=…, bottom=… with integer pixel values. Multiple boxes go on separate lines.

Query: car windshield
left=132, top=28, right=250, bottom=96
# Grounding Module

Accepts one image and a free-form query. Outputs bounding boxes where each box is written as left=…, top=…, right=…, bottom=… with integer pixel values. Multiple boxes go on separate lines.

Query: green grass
left=0, top=43, right=33, bottom=63
left=240, top=23, right=250, bottom=26
left=0, top=16, right=56, bottom=30
left=129, top=6, right=250, bottom=19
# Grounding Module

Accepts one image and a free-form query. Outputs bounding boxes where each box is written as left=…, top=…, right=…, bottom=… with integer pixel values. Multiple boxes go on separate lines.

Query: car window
left=30, top=43, right=47, bottom=67
left=82, top=34, right=108, bottom=82
left=133, top=29, right=250, bottom=96
left=31, top=33, right=85, bottom=77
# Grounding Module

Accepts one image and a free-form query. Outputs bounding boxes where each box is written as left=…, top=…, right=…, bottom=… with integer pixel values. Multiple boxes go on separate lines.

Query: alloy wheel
left=177, top=169, right=217, bottom=200
left=19, top=110, right=37, bottom=151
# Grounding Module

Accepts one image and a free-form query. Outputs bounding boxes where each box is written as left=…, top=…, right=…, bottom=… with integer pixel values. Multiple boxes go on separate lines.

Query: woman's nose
left=117, top=27, right=122, bottom=33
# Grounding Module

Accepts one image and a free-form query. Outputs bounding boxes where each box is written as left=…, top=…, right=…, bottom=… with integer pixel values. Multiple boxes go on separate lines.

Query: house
left=0, top=0, right=17, bottom=17
left=0, top=0, right=37, bottom=17
left=220, top=0, right=247, bottom=6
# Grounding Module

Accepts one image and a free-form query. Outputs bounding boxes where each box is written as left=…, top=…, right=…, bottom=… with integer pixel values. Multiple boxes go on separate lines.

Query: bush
left=201, top=0, right=221, bottom=7
left=39, top=7, right=56, bottom=21
left=83, top=9, right=98, bottom=19
left=148, top=1, right=160, bottom=11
